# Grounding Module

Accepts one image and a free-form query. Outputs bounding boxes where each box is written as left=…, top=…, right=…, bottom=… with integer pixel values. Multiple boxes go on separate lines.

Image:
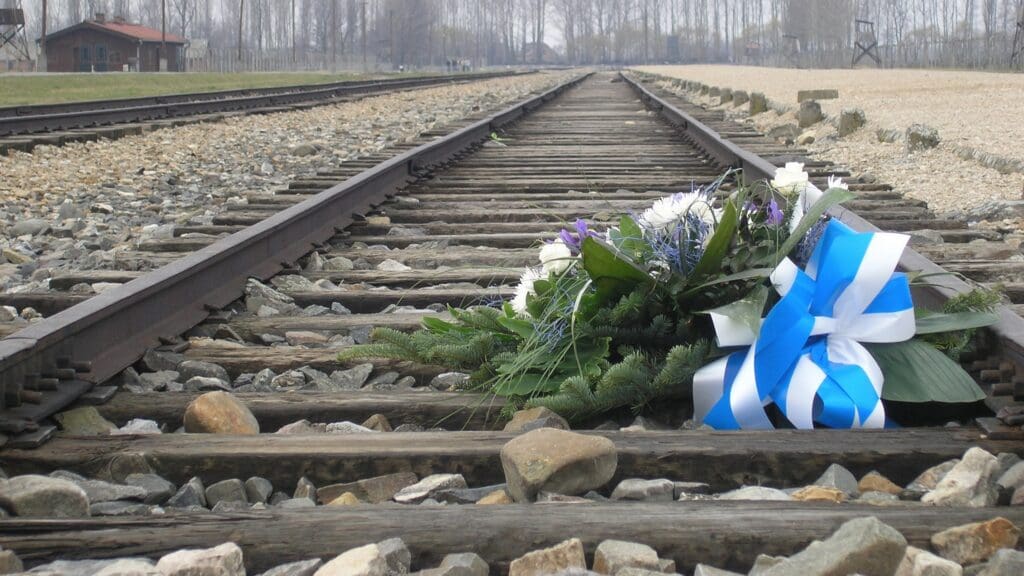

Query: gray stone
left=30, top=558, right=159, bottom=576
left=271, top=370, right=307, bottom=390
left=90, top=500, right=153, bottom=516
left=377, top=259, right=412, bottom=272
left=329, top=364, right=374, bottom=390
left=429, top=372, right=470, bottom=390
left=366, top=371, right=400, bottom=389
left=996, top=461, right=1024, bottom=492
left=0, top=475, right=89, bottom=517
left=259, top=559, right=324, bottom=576
left=316, top=472, right=419, bottom=504
left=211, top=501, right=249, bottom=513
left=394, top=474, right=468, bottom=504
left=166, top=477, right=207, bottom=509
left=291, top=143, right=318, bottom=156
left=178, top=360, right=230, bottom=383
left=294, top=477, right=317, bottom=501
left=672, top=481, right=712, bottom=498
left=377, top=538, right=411, bottom=575
left=508, top=538, right=586, bottom=576
left=839, top=108, right=867, bottom=137
left=907, top=124, right=941, bottom=151
left=858, top=491, right=901, bottom=505
left=314, top=543, right=387, bottom=576
left=138, top=370, right=181, bottom=392
left=798, top=100, right=824, bottom=128
left=156, top=543, right=245, bottom=576
left=813, top=463, right=860, bottom=497
left=980, top=549, right=1024, bottom=576
left=50, top=471, right=147, bottom=503
left=768, top=123, right=801, bottom=142
left=717, top=486, right=793, bottom=501
left=11, top=218, right=49, bottom=237
left=732, top=90, right=749, bottom=106
left=324, top=256, right=355, bottom=271
left=797, top=89, right=839, bottom=102
left=504, top=407, right=570, bottom=433
left=53, top=406, right=117, bottom=435
left=434, top=553, right=489, bottom=576
left=140, top=348, right=183, bottom=372
left=592, top=540, right=660, bottom=574
left=435, top=484, right=508, bottom=504
left=877, top=128, right=903, bottom=143
left=922, top=447, right=999, bottom=507
left=205, top=479, right=247, bottom=507
left=245, top=477, right=274, bottom=504
left=610, top=478, right=675, bottom=502
left=185, top=376, right=232, bottom=392
left=761, top=516, right=907, bottom=576
left=123, top=473, right=176, bottom=505
left=276, top=419, right=326, bottom=434
left=749, top=92, right=768, bottom=115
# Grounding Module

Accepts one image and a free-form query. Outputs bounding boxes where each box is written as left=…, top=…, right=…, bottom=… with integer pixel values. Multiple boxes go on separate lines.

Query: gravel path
left=0, top=72, right=571, bottom=295
left=636, top=65, right=1024, bottom=217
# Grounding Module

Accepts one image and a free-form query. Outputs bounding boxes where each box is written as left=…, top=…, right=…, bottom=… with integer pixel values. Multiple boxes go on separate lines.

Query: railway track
left=0, top=71, right=1022, bottom=574
left=0, top=70, right=527, bottom=153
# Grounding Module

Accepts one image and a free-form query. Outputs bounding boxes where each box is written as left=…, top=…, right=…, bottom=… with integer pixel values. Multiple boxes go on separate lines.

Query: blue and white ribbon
left=693, top=220, right=915, bottom=430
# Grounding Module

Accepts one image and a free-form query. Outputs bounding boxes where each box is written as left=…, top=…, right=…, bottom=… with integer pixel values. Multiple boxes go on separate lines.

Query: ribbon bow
left=693, top=220, right=915, bottom=429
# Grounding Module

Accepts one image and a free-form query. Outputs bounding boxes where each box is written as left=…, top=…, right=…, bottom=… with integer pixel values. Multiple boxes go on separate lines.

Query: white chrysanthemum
left=827, top=175, right=849, bottom=190
left=539, top=238, right=573, bottom=276
left=510, top=267, right=544, bottom=316
left=639, top=192, right=718, bottom=233
left=771, top=162, right=809, bottom=194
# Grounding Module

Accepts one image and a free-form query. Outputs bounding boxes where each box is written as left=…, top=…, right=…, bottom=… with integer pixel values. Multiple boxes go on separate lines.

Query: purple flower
left=557, top=219, right=599, bottom=253
left=767, top=199, right=784, bottom=226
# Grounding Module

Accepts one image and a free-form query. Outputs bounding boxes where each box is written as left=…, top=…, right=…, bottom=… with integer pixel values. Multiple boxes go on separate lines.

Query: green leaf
left=421, top=316, right=457, bottom=333
left=915, top=311, right=999, bottom=335
left=777, top=187, right=856, bottom=264
left=617, top=216, right=647, bottom=260
left=497, top=316, right=535, bottom=340
left=866, top=339, right=986, bottom=403
left=493, top=372, right=561, bottom=396
left=691, top=201, right=738, bottom=281
left=581, top=236, right=652, bottom=301
left=683, top=267, right=773, bottom=297
left=702, top=285, right=769, bottom=335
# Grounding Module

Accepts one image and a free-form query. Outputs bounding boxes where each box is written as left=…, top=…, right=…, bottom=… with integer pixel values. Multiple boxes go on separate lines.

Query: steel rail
left=0, top=73, right=591, bottom=434
left=622, top=71, right=1024, bottom=380
left=0, top=71, right=530, bottom=137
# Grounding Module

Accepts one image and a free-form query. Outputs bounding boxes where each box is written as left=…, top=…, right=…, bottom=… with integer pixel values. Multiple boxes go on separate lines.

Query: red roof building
left=41, top=14, right=187, bottom=72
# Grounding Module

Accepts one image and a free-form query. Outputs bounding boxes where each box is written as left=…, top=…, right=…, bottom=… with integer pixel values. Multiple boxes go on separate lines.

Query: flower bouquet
left=341, top=164, right=998, bottom=429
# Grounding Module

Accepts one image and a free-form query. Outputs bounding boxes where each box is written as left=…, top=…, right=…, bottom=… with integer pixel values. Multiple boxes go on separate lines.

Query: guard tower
left=852, top=19, right=881, bottom=66
left=782, top=34, right=801, bottom=68
left=0, top=3, right=31, bottom=64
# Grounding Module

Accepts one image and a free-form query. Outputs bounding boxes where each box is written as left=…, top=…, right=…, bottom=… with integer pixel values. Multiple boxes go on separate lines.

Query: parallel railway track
left=0, top=71, right=1022, bottom=573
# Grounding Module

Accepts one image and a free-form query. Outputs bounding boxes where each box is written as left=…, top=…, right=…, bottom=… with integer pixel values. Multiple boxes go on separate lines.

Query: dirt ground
left=634, top=65, right=1024, bottom=216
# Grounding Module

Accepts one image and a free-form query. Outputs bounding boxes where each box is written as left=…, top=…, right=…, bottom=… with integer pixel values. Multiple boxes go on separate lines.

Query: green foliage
left=919, top=287, right=1001, bottom=361
left=868, top=339, right=986, bottom=403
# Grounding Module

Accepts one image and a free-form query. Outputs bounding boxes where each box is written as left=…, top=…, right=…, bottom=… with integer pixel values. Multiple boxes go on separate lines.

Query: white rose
left=539, top=238, right=573, bottom=276
left=771, top=162, right=809, bottom=194
left=510, top=267, right=544, bottom=316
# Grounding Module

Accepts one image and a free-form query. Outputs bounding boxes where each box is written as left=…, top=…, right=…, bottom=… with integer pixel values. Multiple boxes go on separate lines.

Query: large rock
left=166, top=477, right=207, bottom=509
left=717, top=486, right=793, bottom=501
left=393, top=474, right=467, bottom=504
left=859, top=471, right=903, bottom=495
left=749, top=92, right=768, bottom=115
left=798, top=100, right=824, bottom=128
left=245, top=477, right=274, bottom=504
left=433, top=553, right=489, bottom=576
left=767, top=123, right=800, bottom=143
left=592, top=540, right=661, bottom=574
left=930, top=517, right=1020, bottom=565
left=156, top=543, right=245, bottom=576
left=314, top=543, right=387, bottom=576
left=0, top=547, right=22, bottom=574
left=500, top=428, right=617, bottom=502
left=922, top=447, right=999, bottom=507
left=183, top=391, right=259, bottom=434
left=377, top=538, right=411, bottom=575
left=178, top=360, right=230, bottom=383
left=907, top=460, right=958, bottom=493
left=205, top=479, right=248, bottom=508
left=907, top=124, right=941, bottom=151
left=813, top=463, right=860, bottom=497
left=317, top=472, right=419, bottom=504
left=508, top=538, right=587, bottom=576
left=503, top=407, right=569, bottom=433
left=895, top=546, right=962, bottom=576
left=0, top=475, right=89, bottom=517
left=761, top=516, right=906, bottom=576
left=980, top=548, right=1024, bottom=576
